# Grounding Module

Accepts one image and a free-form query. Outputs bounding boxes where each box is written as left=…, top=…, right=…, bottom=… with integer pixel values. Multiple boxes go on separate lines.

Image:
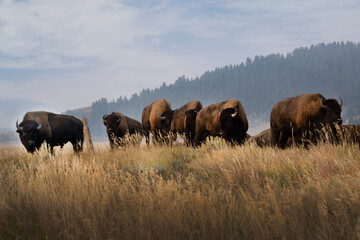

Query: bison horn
left=218, top=107, right=221, bottom=116
left=103, top=114, right=108, bottom=120
left=339, top=97, right=343, bottom=107
left=231, top=108, right=238, bottom=118
left=16, top=120, right=23, bottom=131
left=157, top=111, right=165, bottom=121
left=37, top=123, right=42, bottom=130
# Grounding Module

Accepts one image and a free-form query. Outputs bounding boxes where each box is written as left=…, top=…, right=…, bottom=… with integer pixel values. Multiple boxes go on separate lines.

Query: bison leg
left=108, top=134, right=118, bottom=149
left=234, top=135, right=246, bottom=146
left=194, top=130, right=210, bottom=147
left=47, top=143, right=55, bottom=155
left=193, top=120, right=209, bottom=147
left=185, top=132, right=192, bottom=147
left=169, top=131, right=177, bottom=145
left=73, top=143, right=80, bottom=153
left=71, top=139, right=83, bottom=153
left=279, top=133, right=289, bottom=149
left=302, top=130, right=315, bottom=149
left=152, top=130, right=168, bottom=145
left=229, top=131, right=247, bottom=146
left=271, top=128, right=280, bottom=148
left=329, top=126, right=340, bottom=145
left=110, top=140, right=116, bottom=150
left=193, top=129, right=204, bottom=147
left=144, top=131, right=150, bottom=146
left=152, top=131, right=161, bottom=145
left=271, top=128, right=288, bottom=149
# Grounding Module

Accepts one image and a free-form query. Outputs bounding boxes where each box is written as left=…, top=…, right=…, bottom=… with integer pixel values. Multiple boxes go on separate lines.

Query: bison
left=270, top=93, right=343, bottom=149
left=168, top=101, right=203, bottom=145
left=193, top=99, right=248, bottom=146
left=141, top=99, right=172, bottom=144
left=248, top=129, right=272, bottom=147
left=103, top=112, right=142, bottom=149
left=247, top=129, right=291, bottom=148
left=16, top=111, right=84, bottom=153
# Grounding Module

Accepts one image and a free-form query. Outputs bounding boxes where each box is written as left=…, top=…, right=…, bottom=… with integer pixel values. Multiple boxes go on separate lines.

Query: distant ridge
left=66, top=42, right=360, bottom=139
left=68, top=106, right=92, bottom=117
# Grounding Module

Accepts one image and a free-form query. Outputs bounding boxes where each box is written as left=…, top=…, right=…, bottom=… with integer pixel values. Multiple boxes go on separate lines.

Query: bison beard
left=270, top=93, right=343, bottom=149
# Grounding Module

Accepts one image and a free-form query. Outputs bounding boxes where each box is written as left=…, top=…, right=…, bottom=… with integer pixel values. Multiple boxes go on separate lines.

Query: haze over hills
left=0, top=98, right=56, bottom=143
left=64, top=42, right=360, bottom=140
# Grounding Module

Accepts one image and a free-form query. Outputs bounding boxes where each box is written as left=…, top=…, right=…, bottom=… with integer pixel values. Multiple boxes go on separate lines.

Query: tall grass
left=0, top=140, right=359, bottom=239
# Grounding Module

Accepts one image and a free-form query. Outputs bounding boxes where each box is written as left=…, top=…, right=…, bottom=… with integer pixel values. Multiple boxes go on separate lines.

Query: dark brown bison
left=141, top=98, right=172, bottom=144
left=270, top=93, right=343, bottom=149
left=248, top=128, right=294, bottom=148
left=103, top=111, right=142, bottom=149
left=169, top=101, right=203, bottom=145
left=16, top=111, right=84, bottom=153
left=193, top=99, right=248, bottom=146
left=248, top=129, right=272, bottom=147
left=247, top=129, right=289, bottom=148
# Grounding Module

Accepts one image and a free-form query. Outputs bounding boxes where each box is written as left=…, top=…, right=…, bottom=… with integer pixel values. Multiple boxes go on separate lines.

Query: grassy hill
left=1, top=140, right=359, bottom=239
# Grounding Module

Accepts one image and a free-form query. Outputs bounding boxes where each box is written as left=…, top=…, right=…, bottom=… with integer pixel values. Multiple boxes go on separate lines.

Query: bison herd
left=15, top=93, right=360, bottom=153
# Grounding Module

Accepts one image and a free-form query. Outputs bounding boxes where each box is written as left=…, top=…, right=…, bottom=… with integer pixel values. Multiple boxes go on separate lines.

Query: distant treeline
left=66, top=42, right=360, bottom=139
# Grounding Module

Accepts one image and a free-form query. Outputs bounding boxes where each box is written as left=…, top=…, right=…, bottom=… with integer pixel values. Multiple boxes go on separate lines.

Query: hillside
left=66, top=42, right=360, bottom=139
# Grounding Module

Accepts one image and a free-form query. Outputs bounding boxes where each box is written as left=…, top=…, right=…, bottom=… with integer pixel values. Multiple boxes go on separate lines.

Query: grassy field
left=0, top=140, right=359, bottom=239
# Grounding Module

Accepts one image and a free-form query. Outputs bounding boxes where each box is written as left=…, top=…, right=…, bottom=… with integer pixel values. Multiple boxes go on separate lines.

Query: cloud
left=0, top=97, right=57, bottom=130
left=0, top=0, right=359, bottom=112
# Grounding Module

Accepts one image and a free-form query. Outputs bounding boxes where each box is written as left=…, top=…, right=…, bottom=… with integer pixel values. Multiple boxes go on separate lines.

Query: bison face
left=16, top=120, right=41, bottom=152
left=158, top=110, right=175, bottom=133
left=219, top=108, right=245, bottom=143
left=320, top=99, right=343, bottom=126
left=103, top=114, right=121, bottom=137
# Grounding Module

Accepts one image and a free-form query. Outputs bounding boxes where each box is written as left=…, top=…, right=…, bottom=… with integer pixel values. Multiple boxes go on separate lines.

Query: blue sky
left=1, top=0, right=360, bottom=130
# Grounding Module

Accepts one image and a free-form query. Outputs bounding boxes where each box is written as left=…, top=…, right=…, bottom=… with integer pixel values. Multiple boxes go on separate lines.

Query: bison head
left=16, top=120, right=42, bottom=152
left=319, top=97, right=343, bottom=126
left=157, top=110, right=175, bottom=133
left=103, top=114, right=122, bottom=136
left=219, top=108, right=246, bottom=144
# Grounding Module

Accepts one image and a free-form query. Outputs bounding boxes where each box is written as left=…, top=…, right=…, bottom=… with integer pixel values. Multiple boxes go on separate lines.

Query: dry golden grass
left=0, top=139, right=359, bottom=239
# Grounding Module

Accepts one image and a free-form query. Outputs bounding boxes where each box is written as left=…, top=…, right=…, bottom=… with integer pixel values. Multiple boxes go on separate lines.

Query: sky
left=1, top=0, right=360, bottom=130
